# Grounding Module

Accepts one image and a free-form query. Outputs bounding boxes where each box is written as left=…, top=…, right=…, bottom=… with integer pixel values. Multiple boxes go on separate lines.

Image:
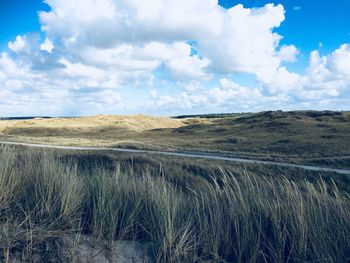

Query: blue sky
left=0, top=0, right=349, bottom=116
left=0, top=1, right=49, bottom=49
left=2, top=1, right=349, bottom=55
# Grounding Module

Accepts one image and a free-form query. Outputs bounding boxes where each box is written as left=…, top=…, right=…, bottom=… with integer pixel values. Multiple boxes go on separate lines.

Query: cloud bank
left=0, top=0, right=349, bottom=116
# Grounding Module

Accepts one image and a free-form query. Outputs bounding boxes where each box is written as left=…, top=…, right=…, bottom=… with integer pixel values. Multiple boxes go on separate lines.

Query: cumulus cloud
left=210, top=78, right=263, bottom=104
left=143, top=78, right=292, bottom=113
left=258, top=66, right=301, bottom=94
left=39, top=0, right=224, bottom=46
left=37, top=0, right=291, bottom=79
left=327, top=44, right=350, bottom=77
left=40, top=38, right=54, bottom=53
left=0, top=51, right=124, bottom=116
left=0, top=0, right=349, bottom=115
left=297, top=44, right=350, bottom=99
left=259, top=44, right=350, bottom=100
left=199, top=4, right=286, bottom=74
left=8, top=36, right=28, bottom=53
left=166, top=55, right=211, bottom=80
left=278, top=45, right=299, bottom=62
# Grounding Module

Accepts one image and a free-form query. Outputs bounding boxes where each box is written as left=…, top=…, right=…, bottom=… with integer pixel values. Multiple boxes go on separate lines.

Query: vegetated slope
left=167, top=110, right=350, bottom=160
left=172, top=112, right=251, bottom=119
left=1, top=111, right=349, bottom=167
left=0, top=146, right=349, bottom=262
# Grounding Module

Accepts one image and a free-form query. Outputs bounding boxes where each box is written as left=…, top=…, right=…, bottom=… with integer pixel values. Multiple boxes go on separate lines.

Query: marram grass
left=0, top=146, right=349, bottom=262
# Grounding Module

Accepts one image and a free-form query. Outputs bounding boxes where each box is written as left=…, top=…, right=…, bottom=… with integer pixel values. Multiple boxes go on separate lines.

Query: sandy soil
left=8, top=235, right=152, bottom=263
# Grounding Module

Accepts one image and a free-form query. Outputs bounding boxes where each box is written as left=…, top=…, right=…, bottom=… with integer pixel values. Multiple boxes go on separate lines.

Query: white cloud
left=258, top=66, right=301, bottom=94
left=0, top=0, right=349, bottom=115
left=144, top=78, right=293, bottom=113
left=209, top=78, right=263, bottom=105
left=0, top=52, right=27, bottom=76
left=300, top=45, right=350, bottom=95
left=278, top=45, right=299, bottom=62
left=40, top=38, right=55, bottom=53
left=199, top=4, right=286, bottom=75
left=8, top=36, right=28, bottom=53
left=121, top=0, right=224, bottom=41
left=78, top=42, right=188, bottom=72
left=259, top=44, right=350, bottom=100
left=166, top=55, right=210, bottom=80
left=38, top=1, right=292, bottom=80
left=328, top=44, right=350, bottom=77
left=180, top=81, right=202, bottom=92
left=39, top=0, right=223, bottom=48
left=0, top=51, right=124, bottom=116
left=149, top=92, right=208, bottom=110
left=60, top=58, right=107, bottom=80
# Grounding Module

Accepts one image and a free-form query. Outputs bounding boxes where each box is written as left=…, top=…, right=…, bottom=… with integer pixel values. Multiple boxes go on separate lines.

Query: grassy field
left=1, top=111, right=350, bottom=261
left=1, top=145, right=350, bottom=262
left=0, top=111, right=349, bottom=169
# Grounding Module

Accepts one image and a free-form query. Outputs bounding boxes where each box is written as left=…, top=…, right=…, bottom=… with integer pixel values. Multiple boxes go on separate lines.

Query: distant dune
left=0, top=114, right=185, bottom=133
left=1, top=111, right=349, bottom=170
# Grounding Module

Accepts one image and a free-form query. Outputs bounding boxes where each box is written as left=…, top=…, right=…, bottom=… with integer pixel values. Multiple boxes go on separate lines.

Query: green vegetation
left=1, top=146, right=350, bottom=262
left=168, top=111, right=350, bottom=166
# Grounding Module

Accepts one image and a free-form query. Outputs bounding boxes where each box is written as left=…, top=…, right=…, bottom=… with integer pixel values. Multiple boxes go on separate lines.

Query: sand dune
left=0, top=114, right=185, bottom=133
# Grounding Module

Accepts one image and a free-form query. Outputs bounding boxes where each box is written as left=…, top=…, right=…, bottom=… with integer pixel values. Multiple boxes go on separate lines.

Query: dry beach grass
left=0, top=111, right=350, bottom=168
left=1, top=110, right=350, bottom=262
left=0, top=146, right=350, bottom=262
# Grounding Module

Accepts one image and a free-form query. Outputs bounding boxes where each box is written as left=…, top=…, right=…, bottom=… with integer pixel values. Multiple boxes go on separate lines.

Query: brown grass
left=0, top=115, right=186, bottom=133
left=1, top=111, right=349, bottom=168
left=1, top=146, right=350, bottom=262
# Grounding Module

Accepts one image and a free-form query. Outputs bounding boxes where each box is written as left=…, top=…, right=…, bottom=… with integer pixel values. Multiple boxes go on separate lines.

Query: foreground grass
left=0, top=146, right=350, bottom=262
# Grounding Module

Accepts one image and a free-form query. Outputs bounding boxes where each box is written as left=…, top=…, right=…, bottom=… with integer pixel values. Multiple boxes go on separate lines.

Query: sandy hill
left=0, top=114, right=185, bottom=133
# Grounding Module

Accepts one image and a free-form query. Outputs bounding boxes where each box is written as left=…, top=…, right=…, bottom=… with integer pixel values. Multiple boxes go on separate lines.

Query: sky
left=0, top=0, right=349, bottom=116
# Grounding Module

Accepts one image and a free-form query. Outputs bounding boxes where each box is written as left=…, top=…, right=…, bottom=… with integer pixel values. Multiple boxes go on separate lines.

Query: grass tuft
left=0, top=146, right=349, bottom=262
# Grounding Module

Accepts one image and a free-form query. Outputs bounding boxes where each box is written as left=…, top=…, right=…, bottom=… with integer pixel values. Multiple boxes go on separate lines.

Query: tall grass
left=0, top=146, right=349, bottom=262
